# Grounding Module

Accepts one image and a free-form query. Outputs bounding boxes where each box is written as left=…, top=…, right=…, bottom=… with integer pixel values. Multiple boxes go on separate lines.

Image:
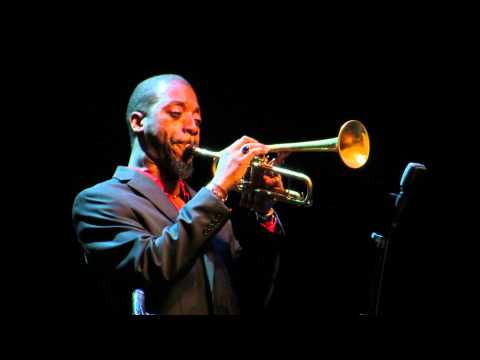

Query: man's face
left=142, top=80, right=201, bottom=179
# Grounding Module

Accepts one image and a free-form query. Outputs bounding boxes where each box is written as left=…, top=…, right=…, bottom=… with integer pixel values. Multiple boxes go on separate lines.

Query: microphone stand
left=366, top=162, right=427, bottom=318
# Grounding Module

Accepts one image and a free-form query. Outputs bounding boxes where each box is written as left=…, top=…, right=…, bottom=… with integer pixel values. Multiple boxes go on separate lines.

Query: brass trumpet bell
left=267, top=120, right=370, bottom=169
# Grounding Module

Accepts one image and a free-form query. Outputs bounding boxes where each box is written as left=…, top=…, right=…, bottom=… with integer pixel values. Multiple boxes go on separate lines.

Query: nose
left=183, top=115, right=199, bottom=136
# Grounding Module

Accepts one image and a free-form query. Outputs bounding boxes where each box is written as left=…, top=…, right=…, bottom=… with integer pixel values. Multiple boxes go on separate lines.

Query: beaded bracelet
left=207, top=182, right=228, bottom=202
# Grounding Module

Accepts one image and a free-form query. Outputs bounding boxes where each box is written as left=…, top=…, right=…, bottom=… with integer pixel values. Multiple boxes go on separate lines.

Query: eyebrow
left=167, top=101, right=201, bottom=113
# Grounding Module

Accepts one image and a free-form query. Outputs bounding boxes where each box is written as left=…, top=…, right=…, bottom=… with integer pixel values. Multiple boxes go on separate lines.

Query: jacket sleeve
left=72, top=185, right=230, bottom=286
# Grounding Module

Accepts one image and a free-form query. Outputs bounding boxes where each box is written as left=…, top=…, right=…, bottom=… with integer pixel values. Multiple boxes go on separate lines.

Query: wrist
left=211, top=176, right=232, bottom=193
left=207, top=182, right=228, bottom=202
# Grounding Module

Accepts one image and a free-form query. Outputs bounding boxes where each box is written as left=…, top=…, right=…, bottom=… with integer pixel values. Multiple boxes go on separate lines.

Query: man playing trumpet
left=72, top=74, right=284, bottom=315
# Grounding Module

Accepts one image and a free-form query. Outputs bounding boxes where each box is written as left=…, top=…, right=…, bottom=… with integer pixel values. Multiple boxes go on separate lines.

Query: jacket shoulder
left=72, top=178, right=132, bottom=216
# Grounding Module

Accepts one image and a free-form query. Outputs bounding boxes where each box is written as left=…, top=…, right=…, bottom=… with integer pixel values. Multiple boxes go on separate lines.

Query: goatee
left=161, top=144, right=194, bottom=180
left=171, top=157, right=194, bottom=180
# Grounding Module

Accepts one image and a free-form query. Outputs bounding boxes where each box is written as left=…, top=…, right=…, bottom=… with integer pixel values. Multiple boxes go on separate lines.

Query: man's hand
left=209, top=136, right=269, bottom=193
left=240, top=170, right=285, bottom=213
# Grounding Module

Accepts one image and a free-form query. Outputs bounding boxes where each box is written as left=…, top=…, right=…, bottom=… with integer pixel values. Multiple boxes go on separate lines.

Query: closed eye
left=170, top=111, right=182, bottom=119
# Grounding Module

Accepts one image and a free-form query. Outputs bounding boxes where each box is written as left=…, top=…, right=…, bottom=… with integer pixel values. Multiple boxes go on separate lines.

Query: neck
left=128, top=139, right=181, bottom=196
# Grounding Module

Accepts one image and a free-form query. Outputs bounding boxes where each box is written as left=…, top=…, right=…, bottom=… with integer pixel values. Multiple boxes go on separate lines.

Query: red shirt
left=129, top=167, right=190, bottom=208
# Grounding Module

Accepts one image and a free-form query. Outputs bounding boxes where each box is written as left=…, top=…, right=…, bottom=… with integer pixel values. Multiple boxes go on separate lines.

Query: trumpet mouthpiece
left=182, top=144, right=196, bottom=161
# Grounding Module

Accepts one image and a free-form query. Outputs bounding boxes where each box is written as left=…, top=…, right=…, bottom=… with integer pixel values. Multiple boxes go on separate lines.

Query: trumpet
left=192, top=120, right=370, bottom=207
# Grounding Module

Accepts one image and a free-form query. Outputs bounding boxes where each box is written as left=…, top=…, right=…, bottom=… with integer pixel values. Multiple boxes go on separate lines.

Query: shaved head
left=126, top=74, right=192, bottom=145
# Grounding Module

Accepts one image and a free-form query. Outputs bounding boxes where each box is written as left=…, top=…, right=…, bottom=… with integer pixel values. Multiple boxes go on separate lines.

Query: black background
left=20, top=23, right=448, bottom=320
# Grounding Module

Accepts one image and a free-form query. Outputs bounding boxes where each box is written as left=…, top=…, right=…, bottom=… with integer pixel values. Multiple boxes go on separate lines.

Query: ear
left=129, top=111, right=145, bottom=134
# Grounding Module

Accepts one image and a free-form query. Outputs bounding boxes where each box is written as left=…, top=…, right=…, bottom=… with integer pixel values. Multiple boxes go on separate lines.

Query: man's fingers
left=231, top=136, right=258, bottom=150
left=263, top=174, right=284, bottom=190
left=263, top=175, right=279, bottom=186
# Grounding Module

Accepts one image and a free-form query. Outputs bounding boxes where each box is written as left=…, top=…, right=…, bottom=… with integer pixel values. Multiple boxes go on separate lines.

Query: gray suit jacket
left=72, top=166, right=281, bottom=315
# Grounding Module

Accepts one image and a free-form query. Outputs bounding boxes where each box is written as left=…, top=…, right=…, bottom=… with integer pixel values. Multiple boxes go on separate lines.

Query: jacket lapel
left=113, top=166, right=178, bottom=223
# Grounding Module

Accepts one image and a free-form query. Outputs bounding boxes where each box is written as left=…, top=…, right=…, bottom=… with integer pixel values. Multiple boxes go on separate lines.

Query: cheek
left=148, top=120, right=167, bottom=138
left=143, top=122, right=166, bottom=149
